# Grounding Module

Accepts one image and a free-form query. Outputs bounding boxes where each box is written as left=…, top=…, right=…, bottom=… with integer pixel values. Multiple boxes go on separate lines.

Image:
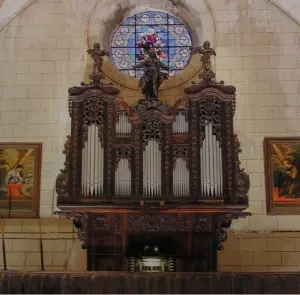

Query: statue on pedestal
left=190, top=41, right=216, bottom=72
left=132, top=48, right=169, bottom=101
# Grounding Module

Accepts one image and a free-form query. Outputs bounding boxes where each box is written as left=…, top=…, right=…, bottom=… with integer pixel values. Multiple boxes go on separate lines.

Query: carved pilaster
left=71, top=102, right=81, bottom=201
left=190, top=101, right=198, bottom=199
left=106, top=103, right=114, bottom=197
left=54, top=211, right=88, bottom=248
left=164, top=123, right=171, bottom=200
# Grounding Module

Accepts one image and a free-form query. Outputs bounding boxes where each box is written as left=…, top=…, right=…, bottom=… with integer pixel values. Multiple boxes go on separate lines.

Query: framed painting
left=0, top=143, right=42, bottom=218
left=264, top=137, right=300, bottom=215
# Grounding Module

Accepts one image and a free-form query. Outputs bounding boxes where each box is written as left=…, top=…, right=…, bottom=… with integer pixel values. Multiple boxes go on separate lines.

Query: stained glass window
left=110, top=11, right=192, bottom=78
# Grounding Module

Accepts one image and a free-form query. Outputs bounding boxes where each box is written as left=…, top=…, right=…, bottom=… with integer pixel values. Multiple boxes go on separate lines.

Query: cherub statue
left=190, top=41, right=216, bottom=71
left=132, top=48, right=169, bottom=101
left=87, top=43, right=110, bottom=74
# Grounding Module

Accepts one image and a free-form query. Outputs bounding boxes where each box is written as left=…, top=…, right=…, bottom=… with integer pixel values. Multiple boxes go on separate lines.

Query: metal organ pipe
left=115, top=158, right=131, bottom=196
left=200, top=121, right=223, bottom=197
left=172, top=111, right=188, bottom=134
left=81, top=124, right=104, bottom=197
left=116, top=112, right=132, bottom=135
left=173, top=158, right=189, bottom=197
left=143, top=140, right=161, bottom=197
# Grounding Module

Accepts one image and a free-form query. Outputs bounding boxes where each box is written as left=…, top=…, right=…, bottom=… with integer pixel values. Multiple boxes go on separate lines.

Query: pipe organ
left=55, top=42, right=251, bottom=273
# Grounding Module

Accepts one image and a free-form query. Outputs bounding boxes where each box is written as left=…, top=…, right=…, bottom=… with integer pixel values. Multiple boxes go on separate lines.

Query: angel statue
left=132, top=48, right=169, bottom=101
left=87, top=43, right=110, bottom=74
left=190, top=41, right=216, bottom=72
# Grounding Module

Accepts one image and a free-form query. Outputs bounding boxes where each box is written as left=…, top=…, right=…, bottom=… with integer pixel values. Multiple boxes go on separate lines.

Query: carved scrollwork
left=82, top=99, right=105, bottom=147
left=199, top=99, right=221, bottom=144
left=83, top=99, right=105, bottom=125
left=133, top=126, right=141, bottom=197
left=107, top=103, right=114, bottom=197
left=172, top=146, right=189, bottom=170
left=56, top=132, right=71, bottom=203
left=216, top=212, right=251, bottom=250
left=179, top=214, right=192, bottom=231
left=115, top=147, right=131, bottom=170
left=54, top=211, right=88, bottom=247
left=191, top=101, right=198, bottom=197
left=195, top=216, right=212, bottom=232
left=113, top=213, right=123, bottom=232
left=92, top=215, right=109, bottom=231
left=225, top=103, right=233, bottom=200
left=236, top=169, right=250, bottom=204
left=131, top=99, right=172, bottom=115
left=127, top=214, right=177, bottom=232
left=142, top=119, right=163, bottom=149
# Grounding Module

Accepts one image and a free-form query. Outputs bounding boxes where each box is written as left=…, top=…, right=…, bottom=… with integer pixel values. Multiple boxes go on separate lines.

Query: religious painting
left=0, top=143, right=42, bottom=218
left=264, top=137, right=300, bottom=214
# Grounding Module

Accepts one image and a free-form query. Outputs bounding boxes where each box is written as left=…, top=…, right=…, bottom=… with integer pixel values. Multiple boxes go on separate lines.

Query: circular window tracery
left=110, top=10, right=192, bottom=79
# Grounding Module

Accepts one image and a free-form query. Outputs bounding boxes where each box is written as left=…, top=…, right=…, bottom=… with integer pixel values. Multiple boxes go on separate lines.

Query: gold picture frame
left=0, top=143, right=42, bottom=218
left=264, top=137, right=300, bottom=215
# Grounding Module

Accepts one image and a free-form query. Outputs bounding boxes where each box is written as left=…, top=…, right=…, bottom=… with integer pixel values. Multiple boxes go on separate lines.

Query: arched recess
left=87, top=0, right=215, bottom=106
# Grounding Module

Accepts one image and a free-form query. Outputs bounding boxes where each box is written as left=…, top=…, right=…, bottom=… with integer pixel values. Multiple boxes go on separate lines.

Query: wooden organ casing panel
left=55, top=42, right=251, bottom=273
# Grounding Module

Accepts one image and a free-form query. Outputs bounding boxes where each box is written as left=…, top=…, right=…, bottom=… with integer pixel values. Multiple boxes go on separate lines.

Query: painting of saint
left=0, top=143, right=41, bottom=218
left=264, top=137, right=300, bottom=214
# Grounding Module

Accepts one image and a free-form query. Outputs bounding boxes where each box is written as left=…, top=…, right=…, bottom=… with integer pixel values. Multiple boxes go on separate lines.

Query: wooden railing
left=0, top=271, right=298, bottom=294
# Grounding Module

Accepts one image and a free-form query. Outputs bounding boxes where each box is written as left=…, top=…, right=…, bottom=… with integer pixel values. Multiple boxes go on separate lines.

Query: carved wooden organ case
left=55, top=64, right=251, bottom=272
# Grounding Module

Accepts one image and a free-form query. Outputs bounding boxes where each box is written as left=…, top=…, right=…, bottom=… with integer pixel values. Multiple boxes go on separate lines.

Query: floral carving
left=172, top=146, right=189, bottom=170
left=115, top=147, right=132, bottom=170
left=142, top=119, right=163, bottom=149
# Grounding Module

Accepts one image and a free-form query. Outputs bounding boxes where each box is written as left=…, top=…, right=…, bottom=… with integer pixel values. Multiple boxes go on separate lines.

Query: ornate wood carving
left=190, top=101, right=198, bottom=199
left=133, top=125, right=141, bottom=198
left=106, top=103, right=114, bottom=197
left=142, top=119, right=163, bottom=149
left=82, top=99, right=105, bottom=146
left=179, top=214, right=192, bottom=231
left=92, top=215, right=110, bottom=231
left=56, top=136, right=71, bottom=203
left=55, top=41, right=252, bottom=273
left=127, top=214, right=177, bottom=232
left=172, top=146, right=189, bottom=170
left=195, top=216, right=212, bottom=232
left=54, top=211, right=88, bottom=247
left=216, top=212, right=250, bottom=250
left=199, top=99, right=221, bottom=144
left=113, top=214, right=123, bottom=232
left=115, top=147, right=131, bottom=170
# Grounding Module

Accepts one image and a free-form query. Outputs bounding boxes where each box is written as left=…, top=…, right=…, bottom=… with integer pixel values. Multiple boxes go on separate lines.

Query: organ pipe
left=172, top=111, right=188, bottom=134
left=143, top=140, right=161, bottom=197
left=81, top=124, right=104, bottom=197
left=173, top=158, right=189, bottom=197
left=115, top=158, right=131, bottom=196
left=200, top=121, right=223, bottom=196
left=116, top=112, right=132, bottom=135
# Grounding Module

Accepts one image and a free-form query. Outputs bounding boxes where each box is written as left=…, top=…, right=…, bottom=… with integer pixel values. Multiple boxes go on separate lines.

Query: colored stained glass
left=110, top=11, right=192, bottom=78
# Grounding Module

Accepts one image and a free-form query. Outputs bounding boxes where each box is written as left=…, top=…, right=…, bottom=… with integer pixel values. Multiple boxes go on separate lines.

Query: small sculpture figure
left=190, top=41, right=216, bottom=72
left=132, top=48, right=169, bottom=101
left=87, top=43, right=110, bottom=74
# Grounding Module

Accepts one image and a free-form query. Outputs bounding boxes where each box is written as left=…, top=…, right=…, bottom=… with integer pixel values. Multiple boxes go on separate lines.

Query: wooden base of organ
left=55, top=42, right=251, bottom=273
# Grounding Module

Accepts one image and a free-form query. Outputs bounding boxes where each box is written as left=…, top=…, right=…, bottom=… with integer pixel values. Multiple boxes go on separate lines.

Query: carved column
left=190, top=101, right=199, bottom=200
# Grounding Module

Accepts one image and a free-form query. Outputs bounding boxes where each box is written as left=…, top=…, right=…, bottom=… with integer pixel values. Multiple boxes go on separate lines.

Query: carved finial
left=87, top=43, right=110, bottom=84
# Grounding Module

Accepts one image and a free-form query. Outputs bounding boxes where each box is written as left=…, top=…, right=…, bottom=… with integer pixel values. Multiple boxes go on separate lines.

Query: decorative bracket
left=216, top=212, right=251, bottom=251
left=54, top=211, right=88, bottom=249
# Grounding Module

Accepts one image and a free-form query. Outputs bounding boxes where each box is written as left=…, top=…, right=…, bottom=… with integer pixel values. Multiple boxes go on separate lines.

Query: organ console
left=55, top=41, right=251, bottom=272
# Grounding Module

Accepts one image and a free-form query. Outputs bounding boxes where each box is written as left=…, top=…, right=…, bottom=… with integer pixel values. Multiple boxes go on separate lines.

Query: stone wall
left=0, top=219, right=86, bottom=271
left=219, top=231, right=300, bottom=272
